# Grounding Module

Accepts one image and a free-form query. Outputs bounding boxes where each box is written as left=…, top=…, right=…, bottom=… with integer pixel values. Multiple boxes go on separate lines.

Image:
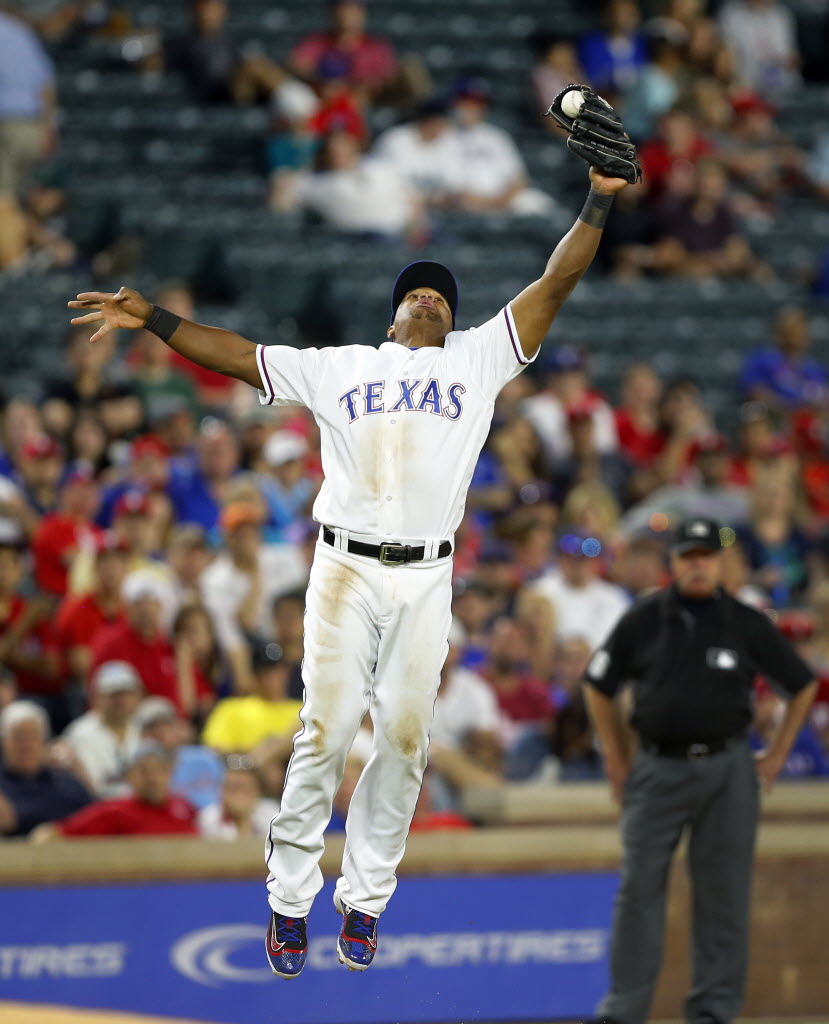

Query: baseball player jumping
left=68, top=87, right=639, bottom=978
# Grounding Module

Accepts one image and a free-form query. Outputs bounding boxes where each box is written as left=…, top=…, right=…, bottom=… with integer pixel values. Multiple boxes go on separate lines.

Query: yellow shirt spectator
left=202, top=695, right=302, bottom=754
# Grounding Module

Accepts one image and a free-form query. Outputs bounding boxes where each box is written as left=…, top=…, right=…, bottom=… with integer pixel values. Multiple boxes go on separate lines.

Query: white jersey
left=256, top=304, right=535, bottom=542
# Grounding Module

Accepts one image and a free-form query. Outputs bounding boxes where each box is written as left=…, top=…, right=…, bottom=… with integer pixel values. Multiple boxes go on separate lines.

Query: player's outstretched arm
left=68, top=286, right=261, bottom=389
left=509, top=168, right=628, bottom=360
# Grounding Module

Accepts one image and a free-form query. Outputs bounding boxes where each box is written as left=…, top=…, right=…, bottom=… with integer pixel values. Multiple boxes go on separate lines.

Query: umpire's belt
left=322, top=526, right=452, bottom=565
left=641, top=737, right=732, bottom=759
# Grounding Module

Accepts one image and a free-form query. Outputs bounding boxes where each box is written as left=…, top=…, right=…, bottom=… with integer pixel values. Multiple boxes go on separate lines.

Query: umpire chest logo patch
left=588, top=649, right=611, bottom=679
left=707, top=647, right=738, bottom=671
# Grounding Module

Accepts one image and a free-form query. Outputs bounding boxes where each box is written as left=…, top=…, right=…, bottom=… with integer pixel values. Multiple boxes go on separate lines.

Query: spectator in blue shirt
left=577, top=0, right=648, bottom=96
left=0, top=9, right=56, bottom=198
left=167, top=419, right=240, bottom=534
left=740, top=306, right=828, bottom=409
left=0, top=700, right=91, bottom=837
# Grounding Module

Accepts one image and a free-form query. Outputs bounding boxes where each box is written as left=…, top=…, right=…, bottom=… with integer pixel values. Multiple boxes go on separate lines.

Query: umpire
left=583, top=517, right=817, bottom=1024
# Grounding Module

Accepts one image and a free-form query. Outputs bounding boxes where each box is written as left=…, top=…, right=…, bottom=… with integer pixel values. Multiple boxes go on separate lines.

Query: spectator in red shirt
left=614, top=363, right=665, bottom=467
left=31, top=740, right=197, bottom=841
left=31, top=466, right=102, bottom=597
left=0, top=531, right=63, bottom=728
left=14, top=433, right=63, bottom=521
left=91, top=569, right=188, bottom=712
left=55, top=532, right=129, bottom=685
left=639, top=108, right=713, bottom=199
left=289, top=0, right=400, bottom=105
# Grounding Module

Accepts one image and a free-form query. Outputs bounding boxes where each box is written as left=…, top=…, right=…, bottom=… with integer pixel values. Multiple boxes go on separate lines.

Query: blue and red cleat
left=265, top=911, right=308, bottom=979
left=334, top=893, right=378, bottom=972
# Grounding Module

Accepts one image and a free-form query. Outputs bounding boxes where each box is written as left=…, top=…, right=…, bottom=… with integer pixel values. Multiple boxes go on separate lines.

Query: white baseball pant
left=265, top=537, right=452, bottom=918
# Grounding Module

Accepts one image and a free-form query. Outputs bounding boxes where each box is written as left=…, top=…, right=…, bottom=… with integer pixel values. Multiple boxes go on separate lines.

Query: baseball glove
left=545, top=84, right=642, bottom=185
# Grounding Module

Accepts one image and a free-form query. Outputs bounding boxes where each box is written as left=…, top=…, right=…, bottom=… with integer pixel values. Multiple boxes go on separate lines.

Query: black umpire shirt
left=585, top=585, right=814, bottom=744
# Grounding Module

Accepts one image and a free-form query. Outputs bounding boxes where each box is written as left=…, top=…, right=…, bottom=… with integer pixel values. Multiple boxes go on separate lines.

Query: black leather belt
left=322, top=526, right=452, bottom=565
left=641, top=737, right=731, bottom=759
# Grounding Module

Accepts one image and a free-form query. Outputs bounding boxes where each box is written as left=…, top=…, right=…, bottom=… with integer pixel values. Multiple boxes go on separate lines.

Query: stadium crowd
left=0, top=0, right=828, bottom=841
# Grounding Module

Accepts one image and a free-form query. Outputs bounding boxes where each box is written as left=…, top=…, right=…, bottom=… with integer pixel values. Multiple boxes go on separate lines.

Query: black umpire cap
left=671, top=517, right=725, bottom=555
left=391, top=261, right=459, bottom=329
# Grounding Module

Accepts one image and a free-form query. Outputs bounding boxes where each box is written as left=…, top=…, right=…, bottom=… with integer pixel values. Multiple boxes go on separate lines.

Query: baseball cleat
left=265, top=911, right=308, bottom=979
left=334, top=893, right=378, bottom=971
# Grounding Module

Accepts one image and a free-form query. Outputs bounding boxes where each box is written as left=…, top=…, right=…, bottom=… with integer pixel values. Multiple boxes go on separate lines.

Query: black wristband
left=578, top=189, right=614, bottom=229
left=144, top=304, right=182, bottom=343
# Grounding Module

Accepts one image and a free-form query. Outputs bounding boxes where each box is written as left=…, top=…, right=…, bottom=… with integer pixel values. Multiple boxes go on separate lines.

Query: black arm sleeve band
left=578, top=189, right=614, bottom=230
left=144, top=305, right=182, bottom=343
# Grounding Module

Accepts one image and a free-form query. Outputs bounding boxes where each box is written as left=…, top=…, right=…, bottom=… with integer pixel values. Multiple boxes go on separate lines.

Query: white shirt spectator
left=521, top=391, right=619, bottom=461
left=374, top=121, right=464, bottom=200
left=295, top=157, right=417, bottom=236
left=198, top=797, right=281, bottom=840
left=531, top=569, right=630, bottom=648
left=431, top=666, right=501, bottom=750
left=718, top=0, right=801, bottom=93
left=62, top=712, right=142, bottom=798
left=201, top=543, right=307, bottom=654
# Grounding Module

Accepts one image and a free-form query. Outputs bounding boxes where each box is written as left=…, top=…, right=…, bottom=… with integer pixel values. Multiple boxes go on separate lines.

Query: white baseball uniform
left=259, top=303, right=535, bottom=918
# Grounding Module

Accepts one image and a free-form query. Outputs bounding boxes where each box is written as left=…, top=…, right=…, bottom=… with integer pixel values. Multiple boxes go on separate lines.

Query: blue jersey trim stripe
left=504, top=305, right=528, bottom=365
left=257, top=344, right=276, bottom=405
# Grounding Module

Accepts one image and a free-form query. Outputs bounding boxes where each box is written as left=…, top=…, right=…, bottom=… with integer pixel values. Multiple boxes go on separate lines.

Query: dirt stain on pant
left=389, top=707, right=427, bottom=762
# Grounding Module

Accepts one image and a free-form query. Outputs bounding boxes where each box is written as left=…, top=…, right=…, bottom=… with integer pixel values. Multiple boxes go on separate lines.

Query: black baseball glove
left=545, top=84, right=641, bottom=185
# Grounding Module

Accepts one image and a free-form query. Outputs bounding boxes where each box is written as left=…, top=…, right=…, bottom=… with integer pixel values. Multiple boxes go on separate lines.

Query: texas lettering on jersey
left=338, top=378, right=466, bottom=423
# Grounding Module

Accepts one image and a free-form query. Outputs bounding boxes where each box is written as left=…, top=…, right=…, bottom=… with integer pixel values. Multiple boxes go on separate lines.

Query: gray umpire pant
left=598, top=738, right=759, bottom=1024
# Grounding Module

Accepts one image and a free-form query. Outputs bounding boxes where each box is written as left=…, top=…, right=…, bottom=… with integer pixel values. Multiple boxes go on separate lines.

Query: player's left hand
left=589, top=166, right=631, bottom=196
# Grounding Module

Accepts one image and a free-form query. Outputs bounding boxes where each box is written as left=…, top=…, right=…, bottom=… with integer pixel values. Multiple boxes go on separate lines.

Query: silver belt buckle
left=688, top=743, right=709, bottom=759
left=379, top=542, right=407, bottom=566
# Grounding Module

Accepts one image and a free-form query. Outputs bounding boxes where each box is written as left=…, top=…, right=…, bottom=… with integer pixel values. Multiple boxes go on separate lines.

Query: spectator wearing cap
left=530, top=533, right=630, bottom=649
left=200, top=501, right=307, bottom=691
left=0, top=701, right=91, bottom=837
left=374, top=99, right=465, bottom=210
left=135, top=696, right=225, bottom=811
left=13, top=432, right=63, bottom=519
left=166, top=419, right=241, bottom=533
left=266, top=78, right=322, bottom=196
left=202, top=641, right=302, bottom=756
left=739, top=306, right=828, bottom=411
left=449, top=77, right=558, bottom=218
left=623, top=432, right=751, bottom=535
left=31, top=740, right=198, bottom=842
left=521, top=346, right=618, bottom=464
left=258, top=430, right=314, bottom=539
left=198, top=760, right=280, bottom=840
left=92, top=569, right=206, bottom=714
left=98, top=435, right=170, bottom=528
left=582, top=516, right=817, bottom=1024
left=552, top=401, right=631, bottom=502
left=0, top=532, right=63, bottom=729
left=0, top=8, right=56, bottom=199
left=31, top=465, right=102, bottom=596
left=54, top=531, right=128, bottom=684
left=111, top=489, right=178, bottom=609
left=289, top=1, right=401, bottom=105
left=60, top=661, right=143, bottom=797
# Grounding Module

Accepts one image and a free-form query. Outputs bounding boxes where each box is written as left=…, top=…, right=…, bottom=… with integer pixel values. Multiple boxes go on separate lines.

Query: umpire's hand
left=68, top=286, right=152, bottom=343
left=754, top=749, right=786, bottom=794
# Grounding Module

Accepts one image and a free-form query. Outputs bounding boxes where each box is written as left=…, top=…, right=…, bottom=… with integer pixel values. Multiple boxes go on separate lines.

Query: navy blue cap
left=391, top=261, right=458, bottom=329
